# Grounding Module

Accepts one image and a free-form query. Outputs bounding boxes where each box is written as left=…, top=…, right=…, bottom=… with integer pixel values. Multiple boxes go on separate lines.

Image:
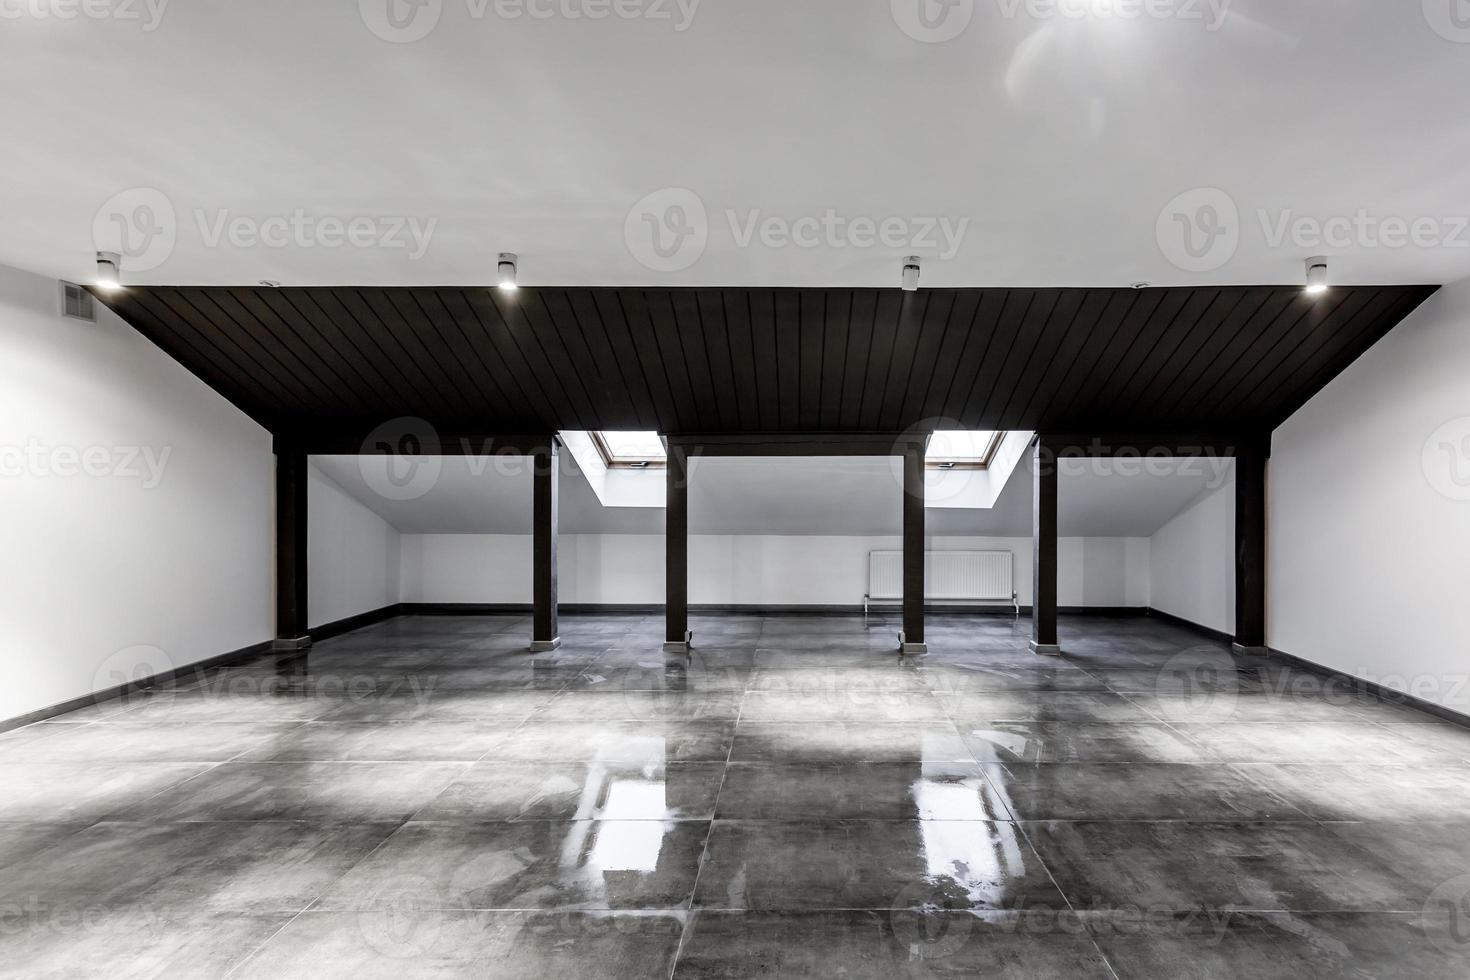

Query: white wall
left=399, top=533, right=1151, bottom=608
left=0, top=264, right=274, bottom=722
left=1149, top=475, right=1235, bottom=635
left=308, top=464, right=401, bottom=628
left=1271, top=280, right=1470, bottom=715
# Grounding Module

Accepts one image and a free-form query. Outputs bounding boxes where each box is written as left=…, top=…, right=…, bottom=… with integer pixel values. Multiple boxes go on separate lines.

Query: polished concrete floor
left=3, top=612, right=1470, bottom=978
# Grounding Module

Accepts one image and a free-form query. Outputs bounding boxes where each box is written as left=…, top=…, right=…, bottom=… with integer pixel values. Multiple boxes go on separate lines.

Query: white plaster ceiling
left=4, top=1, right=1469, bottom=289
left=313, top=452, right=1230, bottom=536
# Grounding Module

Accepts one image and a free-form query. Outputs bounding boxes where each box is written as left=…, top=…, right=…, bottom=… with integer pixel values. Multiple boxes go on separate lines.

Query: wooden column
left=531, top=438, right=560, bottom=652
left=274, top=450, right=310, bottom=651
left=1234, top=444, right=1268, bottom=655
left=901, top=440, right=927, bottom=655
left=664, top=444, right=691, bottom=653
left=1031, top=437, right=1061, bottom=656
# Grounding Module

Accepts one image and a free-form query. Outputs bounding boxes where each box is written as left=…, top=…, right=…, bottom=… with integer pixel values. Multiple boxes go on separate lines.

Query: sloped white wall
left=1148, top=475, right=1235, bottom=635
left=0, top=264, right=274, bottom=723
left=308, top=464, right=401, bottom=628
left=1270, top=280, right=1470, bottom=714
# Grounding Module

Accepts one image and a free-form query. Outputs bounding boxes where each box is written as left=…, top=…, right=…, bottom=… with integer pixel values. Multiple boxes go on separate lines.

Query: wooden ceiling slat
left=879, top=291, right=930, bottom=431
left=489, top=289, right=593, bottom=430
left=838, top=289, right=878, bottom=430
left=348, top=289, right=465, bottom=421
left=919, top=290, right=979, bottom=423
left=693, top=290, right=741, bottom=432
left=797, top=291, right=825, bottom=431
left=425, top=289, right=521, bottom=425
left=148, top=289, right=327, bottom=414
left=644, top=290, right=705, bottom=432
left=818, top=290, right=851, bottom=432
left=996, top=289, right=1085, bottom=431
left=1189, top=290, right=1346, bottom=423
left=1254, top=287, right=1434, bottom=426
left=857, top=291, right=902, bottom=431
left=959, top=289, right=1035, bottom=424
left=1103, top=288, right=1223, bottom=426
left=565, top=289, right=652, bottom=431
left=1168, top=288, right=1307, bottom=422
left=98, top=284, right=1436, bottom=440
left=668, top=290, right=720, bottom=432
left=982, top=288, right=1062, bottom=427
left=110, top=289, right=277, bottom=426
left=456, top=288, right=561, bottom=430
left=297, top=289, right=427, bottom=416
left=229, top=289, right=380, bottom=417
left=599, top=291, right=677, bottom=432
left=935, top=289, right=1004, bottom=424
left=1007, top=289, right=1109, bottom=432
left=771, top=290, right=802, bottom=432
left=1146, top=288, right=1287, bottom=423
left=898, top=290, right=954, bottom=428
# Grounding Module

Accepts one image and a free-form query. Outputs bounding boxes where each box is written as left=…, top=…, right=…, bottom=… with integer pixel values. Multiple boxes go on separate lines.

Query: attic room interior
left=4, top=2, right=1470, bottom=977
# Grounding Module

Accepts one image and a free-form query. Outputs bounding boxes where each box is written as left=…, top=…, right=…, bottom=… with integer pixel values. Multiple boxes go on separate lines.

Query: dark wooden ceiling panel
left=96, top=285, right=1437, bottom=442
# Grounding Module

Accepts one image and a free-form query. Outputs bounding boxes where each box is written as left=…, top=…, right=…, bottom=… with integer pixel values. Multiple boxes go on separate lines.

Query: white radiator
left=865, top=550, right=1017, bottom=616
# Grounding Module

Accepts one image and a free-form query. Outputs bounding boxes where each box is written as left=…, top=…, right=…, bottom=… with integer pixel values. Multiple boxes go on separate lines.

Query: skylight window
left=592, top=431, right=667, bottom=468
left=927, top=430, right=1002, bottom=469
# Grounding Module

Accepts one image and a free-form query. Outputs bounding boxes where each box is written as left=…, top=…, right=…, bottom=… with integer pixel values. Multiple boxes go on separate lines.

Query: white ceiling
left=314, top=452, right=1230, bottom=536
left=5, top=1, right=1469, bottom=289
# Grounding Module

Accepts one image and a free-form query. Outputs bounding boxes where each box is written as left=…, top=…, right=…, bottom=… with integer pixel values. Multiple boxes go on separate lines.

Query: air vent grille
left=59, top=281, right=96, bottom=322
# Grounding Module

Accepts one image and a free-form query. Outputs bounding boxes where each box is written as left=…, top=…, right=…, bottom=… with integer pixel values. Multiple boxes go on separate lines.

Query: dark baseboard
left=310, top=603, right=402, bottom=640
left=0, top=636, right=273, bottom=735
left=397, top=601, right=1153, bottom=618
left=1143, top=608, right=1235, bottom=644
left=1268, top=646, right=1470, bottom=730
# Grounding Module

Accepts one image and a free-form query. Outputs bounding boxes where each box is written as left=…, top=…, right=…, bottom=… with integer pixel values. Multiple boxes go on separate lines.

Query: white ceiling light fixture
left=94, top=251, right=122, bottom=291
left=1304, top=256, right=1329, bottom=296
left=901, top=256, right=921, bottom=292
left=497, top=252, right=519, bottom=292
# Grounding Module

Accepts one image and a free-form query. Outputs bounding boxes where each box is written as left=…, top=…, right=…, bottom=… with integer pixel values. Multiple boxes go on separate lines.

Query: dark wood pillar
left=274, top=450, right=310, bottom=651
left=1234, top=444, right=1268, bottom=655
left=901, top=440, right=927, bottom=655
left=664, top=444, right=691, bottom=653
left=531, top=438, right=560, bottom=652
left=1031, top=437, right=1061, bottom=656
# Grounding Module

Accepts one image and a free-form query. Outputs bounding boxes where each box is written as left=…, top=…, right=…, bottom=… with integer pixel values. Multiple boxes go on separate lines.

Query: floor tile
left=232, top=910, right=684, bottom=979
left=674, top=910, right=1114, bottom=978
left=960, top=722, right=1214, bottom=764
left=986, top=764, right=1305, bottom=821
left=1026, top=820, right=1425, bottom=912
left=115, top=761, right=468, bottom=822
left=715, top=762, right=1008, bottom=820
left=314, top=820, right=709, bottom=910
left=693, top=820, right=1065, bottom=912
left=413, top=761, right=726, bottom=821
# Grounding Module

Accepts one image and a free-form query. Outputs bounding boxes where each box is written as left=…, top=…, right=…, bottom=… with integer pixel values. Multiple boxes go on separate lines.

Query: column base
left=529, top=637, right=562, bottom=653
left=1029, top=640, right=1062, bottom=657
left=898, top=632, right=928, bottom=656
left=1232, top=643, right=1269, bottom=658
left=272, top=636, right=312, bottom=653
left=662, top=631, right=693, bottom=655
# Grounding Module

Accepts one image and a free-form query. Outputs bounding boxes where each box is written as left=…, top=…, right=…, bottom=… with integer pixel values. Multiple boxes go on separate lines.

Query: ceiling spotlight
left=1305, top=256, right=1329, bottom=296
left=497, top=252, right=518, bottom=292
left=94, top=251, right=122, bottom=291
left=901, top=256, right=921, bottom=292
